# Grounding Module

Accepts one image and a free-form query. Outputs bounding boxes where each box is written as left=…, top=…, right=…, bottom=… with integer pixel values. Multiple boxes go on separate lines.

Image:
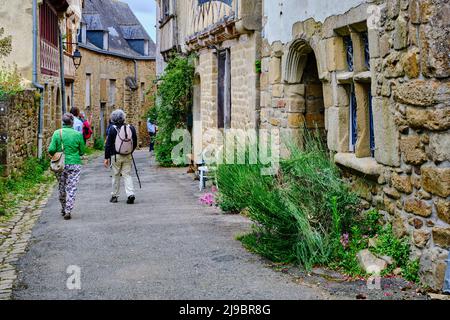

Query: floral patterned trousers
left=56, top=164, right=82, bottom=215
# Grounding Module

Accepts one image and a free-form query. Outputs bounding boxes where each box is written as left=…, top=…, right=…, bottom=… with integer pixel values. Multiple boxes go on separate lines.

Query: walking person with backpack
left=48, top=113, right=85, bottom=220
left=80, top=112, right=93, bottom=144
left=104, top=109, right=138, bottom=204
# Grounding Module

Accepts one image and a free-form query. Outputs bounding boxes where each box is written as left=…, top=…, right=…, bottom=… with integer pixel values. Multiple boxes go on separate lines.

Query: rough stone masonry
left=259, top=0, right=449, bottom=290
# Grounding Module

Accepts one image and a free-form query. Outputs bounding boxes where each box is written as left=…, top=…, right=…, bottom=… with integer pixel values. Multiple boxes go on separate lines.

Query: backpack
left=83, top=120, right=93, bottom=140
left=114, top=124, right=134, bottom=155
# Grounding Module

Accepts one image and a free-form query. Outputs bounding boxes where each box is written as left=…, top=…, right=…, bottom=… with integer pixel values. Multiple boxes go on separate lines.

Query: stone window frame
left=335, top=23, right=374, bottom=159
left=109, top=79, right=116, bottom=107
left=85, top=74, right=91, bottom=108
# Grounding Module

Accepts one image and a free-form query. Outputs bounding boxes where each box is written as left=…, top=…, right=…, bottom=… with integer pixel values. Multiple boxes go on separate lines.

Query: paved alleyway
left=12, top=151, right=333, bottom=300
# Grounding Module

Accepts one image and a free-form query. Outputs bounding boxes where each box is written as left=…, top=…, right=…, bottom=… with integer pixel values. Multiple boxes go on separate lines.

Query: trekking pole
left=131, top=154, right=142, bottom=189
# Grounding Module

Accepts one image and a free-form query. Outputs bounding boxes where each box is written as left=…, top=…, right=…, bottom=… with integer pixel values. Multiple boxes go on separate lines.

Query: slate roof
left=82, top=0, right=155, bottom=59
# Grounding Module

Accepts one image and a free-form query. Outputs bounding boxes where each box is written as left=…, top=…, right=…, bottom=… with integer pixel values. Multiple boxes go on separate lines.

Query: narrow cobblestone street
left=10, top=151, right=339, bottom=300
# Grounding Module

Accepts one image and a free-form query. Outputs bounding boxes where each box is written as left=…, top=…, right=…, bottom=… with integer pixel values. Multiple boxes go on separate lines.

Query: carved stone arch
left=283, top=39, right=313, bottom=84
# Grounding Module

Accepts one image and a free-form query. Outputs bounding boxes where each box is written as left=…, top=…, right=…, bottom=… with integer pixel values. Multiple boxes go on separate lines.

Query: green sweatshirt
left=48, top=125, right=86, bottom=165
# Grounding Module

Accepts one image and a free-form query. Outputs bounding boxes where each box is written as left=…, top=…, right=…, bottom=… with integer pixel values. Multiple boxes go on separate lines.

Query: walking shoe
left=110, top=196, right=118, bottom=203
left=127, top=195, right=135, bottom=204
left=64, top=213, right=71, bottom=220
left=61, top=210, right=66, bottom=217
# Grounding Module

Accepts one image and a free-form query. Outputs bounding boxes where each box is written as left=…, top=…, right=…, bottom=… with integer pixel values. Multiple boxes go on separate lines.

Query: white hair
left=111, top=109, right=126, bottom=125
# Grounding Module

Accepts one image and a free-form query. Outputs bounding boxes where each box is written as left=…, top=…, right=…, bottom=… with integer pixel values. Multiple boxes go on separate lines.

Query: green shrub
left=93, top=136, right=104, bottom=150
left=152, top=55, right=195, bottom=167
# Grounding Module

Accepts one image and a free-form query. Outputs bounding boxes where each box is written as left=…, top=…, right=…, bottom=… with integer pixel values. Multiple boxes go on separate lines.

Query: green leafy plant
left=93, top=136, right=104, bottom=151
left=152, top=55, right=195, bottom=167
left=255, top=60, right=262, bottom=74
left=0, top=64, right=23, bottom=100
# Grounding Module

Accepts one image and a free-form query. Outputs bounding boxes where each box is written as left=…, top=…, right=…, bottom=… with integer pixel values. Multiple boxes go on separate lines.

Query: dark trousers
left=149, top=132, right=155, bottom=152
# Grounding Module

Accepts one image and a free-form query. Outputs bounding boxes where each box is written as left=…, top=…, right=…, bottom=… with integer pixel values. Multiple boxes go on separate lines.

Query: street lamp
left=63, top=41, right=83, bottom=70
left=72, top=47, right=82, bottom=69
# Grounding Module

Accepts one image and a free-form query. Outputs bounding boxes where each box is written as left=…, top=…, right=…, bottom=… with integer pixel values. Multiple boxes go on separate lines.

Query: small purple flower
left=340, top=233, right=349, bottom=249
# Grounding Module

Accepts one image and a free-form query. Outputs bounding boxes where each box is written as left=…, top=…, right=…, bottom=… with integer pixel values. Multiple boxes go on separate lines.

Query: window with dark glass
left=39, top=0, right=59, bottom=47
left=343, top=35, right=354, bottom=72
left=217, top=50, right=231, bottom=129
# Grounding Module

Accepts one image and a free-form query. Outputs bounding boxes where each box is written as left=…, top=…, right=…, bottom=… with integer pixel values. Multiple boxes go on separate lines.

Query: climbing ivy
left=150, top=54, right=195, bottom=167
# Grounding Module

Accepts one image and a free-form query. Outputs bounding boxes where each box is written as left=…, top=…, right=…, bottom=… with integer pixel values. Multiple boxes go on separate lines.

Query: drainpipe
left=32, top=0, right=45, bottom=159
left=133, top=59, right=138, bottom=83
left=59, top=30, right=67, bottom=114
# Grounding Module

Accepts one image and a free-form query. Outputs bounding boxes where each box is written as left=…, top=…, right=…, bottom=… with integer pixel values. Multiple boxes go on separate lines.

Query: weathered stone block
left=327, top=107, right=349, bottom=153
left=285, top=84, right=306, bottom=97
left=395, top=80, right=449, bottom=107
left=287, top=113, right=305, bottom=128
left=400, top=135, right=428, bottom=165
left=405, top=107, right=450, bottom=131
left=322, top=84, right=334, bottom=108
left=413, top=230, right=431, bottom=248
left=379, top=34, right=391, bottom=58
left=393, top=212, right=408, bottom=237
left=286, top=97, right=305, bottom=113
left=272, top=84, right=284, bottom=98
left=435, top=198, right=450, bottom=225
left=422, top=166, right=450, bottom=198
left=384, top=52, right=404, bottom=78
left=432, top=227, right=450, bottom=248
left=326, top=37, right=346, bottom=72
left=401, top=49, right=420, bottom=79
left=391, top=172, right=413, bottom=194
left=269, top=57, right=282, bottom=84
left=405, top=198, right=432, bottom=217
left=428, top=132, right=450, bottom=163
left=384, top=186, right=401, bottom=199
left=393, top=16, right=408, bottom=50
left=387, top=0, right=400, bottom=19
left=373, top=98, right=401, bottom=167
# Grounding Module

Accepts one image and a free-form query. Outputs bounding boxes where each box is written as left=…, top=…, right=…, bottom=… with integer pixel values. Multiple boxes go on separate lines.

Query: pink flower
left=340, top=233, right=349, bottom=249
left=200, top=193, right=216, bottom=206
left=211, top=186, right=218, bottom=193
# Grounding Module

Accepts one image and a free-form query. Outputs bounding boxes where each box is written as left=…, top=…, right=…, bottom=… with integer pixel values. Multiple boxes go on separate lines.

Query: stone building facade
left=0, top=0, right=82, bottom=158
left=259, top=0, right=449, bottom=290
left=73, top=0, right=156, bottom=147
left=156, top=0, right=262, bottom=162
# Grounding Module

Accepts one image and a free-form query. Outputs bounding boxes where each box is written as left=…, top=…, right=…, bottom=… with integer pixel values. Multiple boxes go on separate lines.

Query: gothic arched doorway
left=284, top=39, right=327, bottom=147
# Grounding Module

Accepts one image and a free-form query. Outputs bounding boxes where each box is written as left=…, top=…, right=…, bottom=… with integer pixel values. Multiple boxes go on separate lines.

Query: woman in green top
left=48, top=113, right=86, bottom=220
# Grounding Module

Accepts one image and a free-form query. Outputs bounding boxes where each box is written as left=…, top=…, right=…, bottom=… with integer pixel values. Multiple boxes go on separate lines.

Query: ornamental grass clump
left=217, top=130, right=360, bottom=269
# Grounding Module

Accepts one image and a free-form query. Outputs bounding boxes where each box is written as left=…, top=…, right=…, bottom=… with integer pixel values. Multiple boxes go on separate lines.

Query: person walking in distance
left=48, top=113, right=85, bottom=220
left=146, top=117, right=157, bottom=153
left=70, top=107, right=84, bottom=134
left=104, top=109, right=138, bottom=204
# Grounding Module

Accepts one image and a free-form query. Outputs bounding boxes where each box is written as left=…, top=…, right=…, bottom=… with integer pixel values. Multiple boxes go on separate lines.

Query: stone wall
left=0, top=90, right=39, bottom=176
left=192, top=32, right=261, bottom=158
left=73, top=48, right=156, bottom=148
left=260, top=0, right=449, bottom=290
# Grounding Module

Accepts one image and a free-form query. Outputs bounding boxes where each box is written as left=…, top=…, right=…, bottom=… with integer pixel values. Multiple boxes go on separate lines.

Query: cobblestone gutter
left=0, top=180, right=56, bottom=300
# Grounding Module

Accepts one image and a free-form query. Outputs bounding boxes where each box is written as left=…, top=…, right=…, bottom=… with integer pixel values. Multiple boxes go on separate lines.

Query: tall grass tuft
left=217, top=129, right=360, bottom=269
